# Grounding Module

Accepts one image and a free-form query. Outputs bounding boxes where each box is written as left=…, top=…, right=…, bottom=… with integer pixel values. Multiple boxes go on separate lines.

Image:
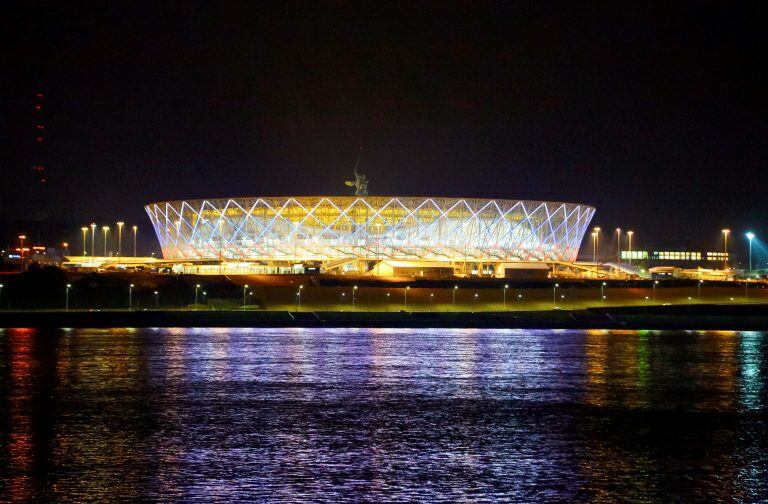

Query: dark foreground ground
left=3, top=303, right=768, bottom=330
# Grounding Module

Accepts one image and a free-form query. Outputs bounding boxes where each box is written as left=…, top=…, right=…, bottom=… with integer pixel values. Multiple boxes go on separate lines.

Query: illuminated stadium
left=145, top=197, right=595, bottom=276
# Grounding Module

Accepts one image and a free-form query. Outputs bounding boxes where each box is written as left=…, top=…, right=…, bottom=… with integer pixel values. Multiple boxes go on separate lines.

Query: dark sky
left=2, top=1, right=766, bottom=255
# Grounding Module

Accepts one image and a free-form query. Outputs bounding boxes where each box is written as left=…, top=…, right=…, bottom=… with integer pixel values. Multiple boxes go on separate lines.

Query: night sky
left=2, top=1, right=766, bottom=255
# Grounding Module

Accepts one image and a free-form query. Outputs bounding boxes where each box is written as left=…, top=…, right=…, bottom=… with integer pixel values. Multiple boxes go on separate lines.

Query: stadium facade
left=145, top=196, right=595, bottom=277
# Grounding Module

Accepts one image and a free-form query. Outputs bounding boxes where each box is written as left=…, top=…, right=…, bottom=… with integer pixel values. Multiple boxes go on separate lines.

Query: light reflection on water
left=0, top=327, right=767, bottom=501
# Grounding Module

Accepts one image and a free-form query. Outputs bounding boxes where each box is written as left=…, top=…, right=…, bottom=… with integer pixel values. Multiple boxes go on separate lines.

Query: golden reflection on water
left=579, top=329, right=759, bottom=501
left=583, top=329, right=749, bottom=412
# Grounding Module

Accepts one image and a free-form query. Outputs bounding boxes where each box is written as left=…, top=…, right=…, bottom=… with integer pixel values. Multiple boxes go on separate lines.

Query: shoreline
left=2, top=304, right=768, bottom=330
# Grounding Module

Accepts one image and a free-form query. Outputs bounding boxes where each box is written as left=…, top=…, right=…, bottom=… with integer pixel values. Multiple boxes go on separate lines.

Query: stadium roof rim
left=147, top=195, right=595, bottom=209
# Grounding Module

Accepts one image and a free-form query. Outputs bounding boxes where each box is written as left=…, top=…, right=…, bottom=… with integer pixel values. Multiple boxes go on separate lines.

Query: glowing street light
left=453, top=285, right=458, bottom=308
left=341, top=292, right=346, bottom=305
left=62, top=242, right=69, bottom=256
left=553, top=283, right=559, bottom=309
left=129, top=283, right=134, bottom=311
left=601, top=282, right=606, bottom=304
left=429, top=292, right=434, bottom=312
left=65, top=283, right=72, bottom=311
left=117, top=221, right=124, bottom=260
left=615, top=228, right=621, bottom=262
left=722, top=229, right=730, bottom=269
left=195, top=284, right=201, bottom=309
left=698, top=279, right=703, bottom=300
left=652, top=280, right=659, bottom=301
left=154, top=290, right=159, bottom=309
left=591, top=232, right=598, bottom=264
left=202, top=291, right=207, bottom=305
left=81, top=227, right=88, bottom=256
left=352, top=285, right=358, bottom=310
left=297, top=284, right=304, bottom=310
left=503, top=284, right=509, bottom=310
left=386, top=292, right=390, bottom=312
left=593, top=227, right=601, bottom=261
left=90, top=223, right=97, bottom=259
left=0, top=283, right=3, bottom=309
left=132, top=225, right=138, bottom=257
left=102, top=226, right=110, bottom=257
left=18, top=235, right=26, bottom=272
left=243, top=284, right=249, bottom=308
left=404, top=286, right=410, bottom=309
left=627, top=230, right=634, bottom=266
left=473, top=292, right=479, bottom=312
left=746, top=232, right=755, bottom=271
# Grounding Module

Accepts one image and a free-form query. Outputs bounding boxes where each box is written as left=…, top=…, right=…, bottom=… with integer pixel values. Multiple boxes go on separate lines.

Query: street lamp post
left=0, top=284, right=3, bottom=309
left=627, top=231, right=634, bottom=266
left=722, top=229, right=730, bottom=269
left=553, top=283, right=559, bottom=309
left=698, top=279, right=703, bottom=301
left=195, top=284, right=200, bottom=309
left=352, top=285, right=358, bottom=310
left=386, top=292, right=390, bottom=312
left=129, top=284, right=134, bottom=311
left=18, top=235, right=26, bottom=272
left=404, top=286, right=409, bottom=310
left=117, top=221, right=124, bottom=261
left=653, top=280, right=658, bottom=301
left=503, top=284, right=508, bottom=310
left=81, top=227, right=88, bottom=256
left=593, top=227, right=601, bottom=263
left=202, top=291, right=207, bottom=306
left=66, top=283, right=71, bottom=311
left=243, top=284, right=249, bottom=308
left=429, top=293, right=434, bottom=312
left=154, top=290, right=159, bottom=309
left=473, top=292, right=479, bottom=312
left=746, top=232, right=755, bottom=271
left=102, top=226, right=110, bottom=257
left=453, top=285, right=458, bottom=309
left=297, top=285, right=304, bottom=311
left=132, top=225, right=138, bottom=257
left=601, top=282, right=606, bottom=303
left=591, top=232, right=598, bottom=264
left=90, top=223, right=96, bottom=259
left=615, top=228, right=621, bottom=262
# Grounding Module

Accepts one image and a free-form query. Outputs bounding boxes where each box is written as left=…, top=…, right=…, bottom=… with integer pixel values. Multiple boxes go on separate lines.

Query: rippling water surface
left=1, top=328, right=767, bottom=502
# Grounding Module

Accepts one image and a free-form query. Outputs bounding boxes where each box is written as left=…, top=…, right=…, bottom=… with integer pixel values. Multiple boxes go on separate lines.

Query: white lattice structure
left=145, top=197, right=595, bottom=266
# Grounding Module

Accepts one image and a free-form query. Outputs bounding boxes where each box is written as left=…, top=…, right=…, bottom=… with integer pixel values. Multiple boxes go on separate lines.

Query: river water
left=0, top=328, right=766, bottom=502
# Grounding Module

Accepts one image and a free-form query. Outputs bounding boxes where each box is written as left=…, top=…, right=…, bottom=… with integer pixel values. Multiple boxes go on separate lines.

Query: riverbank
left=2, top=267, right=767, bottom=312
left=2, top=303, right=768, bottom=330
